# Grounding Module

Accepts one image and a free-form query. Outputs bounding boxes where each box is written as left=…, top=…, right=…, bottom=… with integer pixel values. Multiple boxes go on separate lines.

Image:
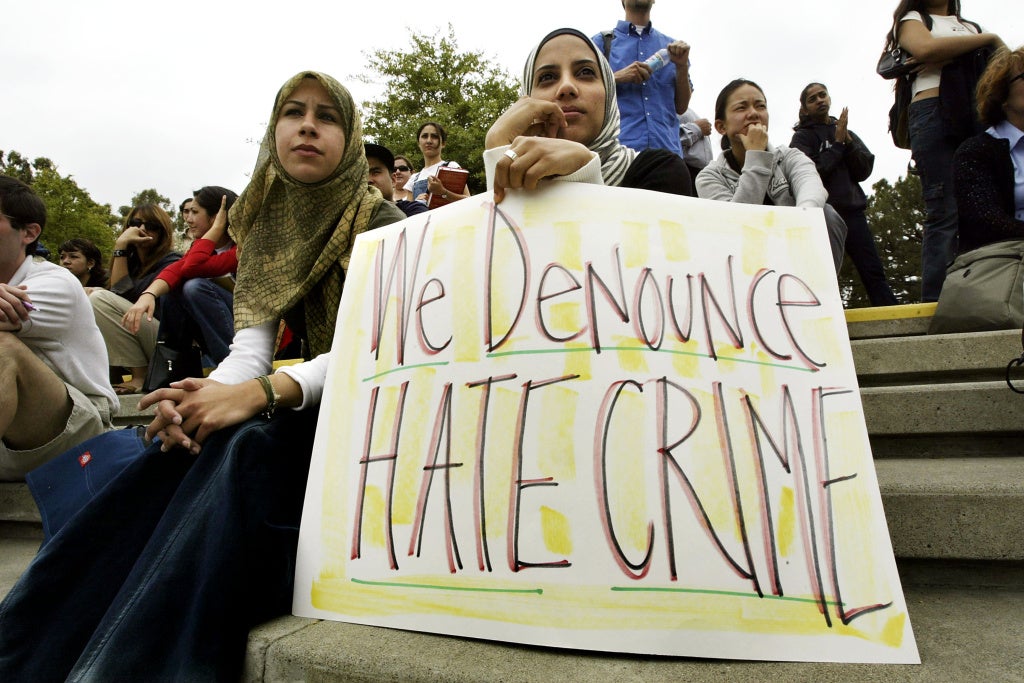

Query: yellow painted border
left=844, top=303, right=936, bottom=323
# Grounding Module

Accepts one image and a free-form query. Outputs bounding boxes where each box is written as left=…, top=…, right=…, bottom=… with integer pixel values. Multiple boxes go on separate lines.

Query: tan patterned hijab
left=229, top=71, right=385, bottom=356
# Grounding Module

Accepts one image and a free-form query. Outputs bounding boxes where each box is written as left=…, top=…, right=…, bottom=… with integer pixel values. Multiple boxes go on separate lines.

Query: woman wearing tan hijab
left=0, top=71, right=404, bottom=682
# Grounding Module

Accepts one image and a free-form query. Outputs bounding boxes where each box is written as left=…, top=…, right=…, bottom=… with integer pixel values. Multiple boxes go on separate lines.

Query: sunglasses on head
left=1011, top=72, right=1024, bottom=85
left=394, top=165, right=411, bottom=172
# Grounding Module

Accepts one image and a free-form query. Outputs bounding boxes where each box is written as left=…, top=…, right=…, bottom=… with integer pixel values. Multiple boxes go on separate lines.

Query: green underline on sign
left=610, top=586, right=844, bottom=606
left=351, top=578, right=544, bottom=595
left=362, top=361, right=450, bottom=382
left=487, top=346, right=815, bottom=373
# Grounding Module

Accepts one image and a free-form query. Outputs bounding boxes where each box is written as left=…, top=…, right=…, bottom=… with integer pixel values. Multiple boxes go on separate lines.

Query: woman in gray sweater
left=695, top=78, right=847, bottom=272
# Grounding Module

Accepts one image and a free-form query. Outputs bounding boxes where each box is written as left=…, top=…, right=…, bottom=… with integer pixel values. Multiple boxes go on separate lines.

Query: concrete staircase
left=2, top=305, right=1022, bottom=681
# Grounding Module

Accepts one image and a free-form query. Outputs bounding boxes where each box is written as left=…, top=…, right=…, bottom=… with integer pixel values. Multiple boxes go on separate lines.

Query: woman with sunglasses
left=121, top=186, right=239, bottom=369
left=953, top=46, right=1024, bottom=253
left=392, top=154, right=415, bottom=202
left=89, top=204, right=180, bottom=394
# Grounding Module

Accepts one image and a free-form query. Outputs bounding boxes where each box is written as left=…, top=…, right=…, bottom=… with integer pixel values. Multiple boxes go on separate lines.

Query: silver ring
left=504, top=149, right=518, bottom=161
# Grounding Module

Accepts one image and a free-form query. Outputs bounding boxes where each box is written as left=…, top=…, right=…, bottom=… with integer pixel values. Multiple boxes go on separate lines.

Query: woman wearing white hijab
left=486, top=27, right=692, bottom=202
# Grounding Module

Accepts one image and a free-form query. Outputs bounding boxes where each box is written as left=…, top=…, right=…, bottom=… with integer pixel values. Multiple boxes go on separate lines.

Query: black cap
left=364, top=143, right=395, bottom=173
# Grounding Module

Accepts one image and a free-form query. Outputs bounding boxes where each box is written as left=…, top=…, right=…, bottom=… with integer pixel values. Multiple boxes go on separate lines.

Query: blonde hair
left=976, top=46, right=1024, bottom=127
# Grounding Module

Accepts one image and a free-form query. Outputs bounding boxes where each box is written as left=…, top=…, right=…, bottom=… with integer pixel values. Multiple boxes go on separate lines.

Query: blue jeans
left=839, top=207, right=899, bottom=306
left=160, top=278, right=235, bottom=364
left=909, top=98, right=959, bottom=302
left=0, top=409, right=317, bottom=682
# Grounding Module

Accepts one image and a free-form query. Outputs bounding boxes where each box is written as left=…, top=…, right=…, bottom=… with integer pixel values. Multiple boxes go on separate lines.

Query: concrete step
left=860, top=381, right=1024, bottom=439
left=875, top=457, right=1024, bottom=561
left=241, top=583, right=1024, bottom=682
left=851, top=329, right=1022, bottom=386
left=0, top=481, right=39, bottom=525
left=0, top=537, right=1016, bottom=681
left=869, top=433, right=1024, bottom=460
left=111, top=393, right=149, bottom=429
left=5, top=457, right=1020, bottom=563
left=845, top=303, right=937, bottom=340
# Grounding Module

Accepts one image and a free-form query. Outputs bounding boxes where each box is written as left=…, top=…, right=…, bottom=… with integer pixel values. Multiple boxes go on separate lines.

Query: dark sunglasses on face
left=394, top=165, right=411, bottom=172
left=127, top=218, right=159, bottom=231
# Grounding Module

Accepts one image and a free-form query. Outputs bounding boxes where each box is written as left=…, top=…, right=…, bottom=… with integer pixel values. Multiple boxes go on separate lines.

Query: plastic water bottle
left=644, top=48, right=670, bottom=72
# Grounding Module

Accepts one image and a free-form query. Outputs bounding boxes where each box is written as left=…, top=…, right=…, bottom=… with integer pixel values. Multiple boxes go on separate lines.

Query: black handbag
left=876, top=23, right=917, bottom=81
left=877, top=46, right=915, bottom=80
left=142, top=342, right=204, bottom=392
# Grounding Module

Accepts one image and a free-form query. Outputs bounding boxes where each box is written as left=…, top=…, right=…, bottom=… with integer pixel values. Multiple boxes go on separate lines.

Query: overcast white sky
left=2, top=1, right=1021, bottom=212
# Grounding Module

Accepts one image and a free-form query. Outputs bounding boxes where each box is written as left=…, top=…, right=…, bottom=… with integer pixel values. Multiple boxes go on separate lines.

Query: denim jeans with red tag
left=0, top=409, right=316, bottom=682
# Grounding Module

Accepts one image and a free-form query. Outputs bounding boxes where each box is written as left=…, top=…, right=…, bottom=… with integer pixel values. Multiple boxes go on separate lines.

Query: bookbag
left=601, top=29, right=614, bottom=59
left=887, top=76, right=914, bottom=150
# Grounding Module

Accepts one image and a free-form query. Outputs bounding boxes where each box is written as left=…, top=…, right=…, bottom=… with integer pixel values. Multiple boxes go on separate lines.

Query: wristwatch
left=112, top=249, right=129, bottom=257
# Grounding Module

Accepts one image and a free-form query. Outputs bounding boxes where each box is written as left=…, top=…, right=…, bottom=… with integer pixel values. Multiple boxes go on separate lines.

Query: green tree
left=842, top=173, right=925, bottom=307
left=1, top=150, right=34, bottom=184
left=0, top=150, right=119, bottom=259
left=119, top=188, right=175, bottom=220
left=358, top=25, right=520, bottom=195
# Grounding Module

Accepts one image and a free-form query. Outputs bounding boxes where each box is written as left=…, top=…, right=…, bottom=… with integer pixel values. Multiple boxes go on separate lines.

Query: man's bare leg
left=0, top=332, right=73, bottom=449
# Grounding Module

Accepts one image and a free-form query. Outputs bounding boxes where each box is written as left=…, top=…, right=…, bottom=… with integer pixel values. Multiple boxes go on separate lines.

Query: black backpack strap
left=601, top=30, right=614, bottom=59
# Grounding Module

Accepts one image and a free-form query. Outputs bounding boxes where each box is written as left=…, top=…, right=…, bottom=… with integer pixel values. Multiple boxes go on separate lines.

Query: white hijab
left=521, top=28, right=637, bottom=186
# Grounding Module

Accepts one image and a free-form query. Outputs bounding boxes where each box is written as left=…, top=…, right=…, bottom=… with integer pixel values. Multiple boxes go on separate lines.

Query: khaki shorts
left=0, top=383, right=112, bottom=481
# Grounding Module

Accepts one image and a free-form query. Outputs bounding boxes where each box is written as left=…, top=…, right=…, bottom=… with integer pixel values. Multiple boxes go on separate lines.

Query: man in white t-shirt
left=0, top=176, right=117, bottom=479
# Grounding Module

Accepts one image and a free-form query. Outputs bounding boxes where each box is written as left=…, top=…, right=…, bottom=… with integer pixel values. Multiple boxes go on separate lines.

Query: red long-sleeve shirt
left=155, top=238, right=237, bottom=291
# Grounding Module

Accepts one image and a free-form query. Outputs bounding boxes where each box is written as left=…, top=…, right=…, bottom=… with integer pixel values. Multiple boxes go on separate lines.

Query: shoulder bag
left=877, top=46, right=915, bottom=80
left=929, top=239, right=1024, bottom=334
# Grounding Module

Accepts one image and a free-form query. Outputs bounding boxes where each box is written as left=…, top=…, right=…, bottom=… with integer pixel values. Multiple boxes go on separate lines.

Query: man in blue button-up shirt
left=593, top=0, right=693, bottom=157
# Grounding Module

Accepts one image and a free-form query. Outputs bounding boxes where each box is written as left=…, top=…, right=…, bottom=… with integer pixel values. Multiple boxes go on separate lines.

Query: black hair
left=191, top=186, right=239, bottom=227
left=0, top=175, right=46, bottom=256
left=796, top=82, right=828, bottom=127
left=416, top=121, right=448, bottom=144
left=179, top=197, right=193, bottom=213
left=713, top=79, right=767, bottom=151
left=713, top=78, right=766, bottom=121
left=58, top=237, right=108, bottom=287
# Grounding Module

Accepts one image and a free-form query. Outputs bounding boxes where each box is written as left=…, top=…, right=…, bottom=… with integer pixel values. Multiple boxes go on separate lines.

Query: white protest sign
left=293, top=183, right=919, bottom=664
